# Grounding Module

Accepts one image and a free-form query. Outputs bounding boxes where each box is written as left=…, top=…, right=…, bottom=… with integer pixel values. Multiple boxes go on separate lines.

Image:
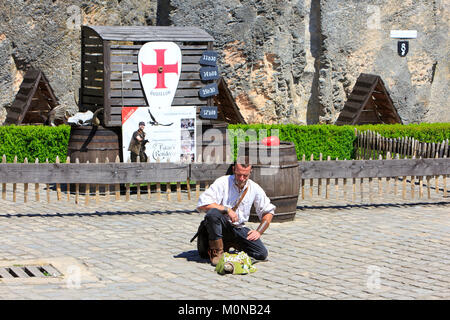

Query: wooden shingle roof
left=85, top=25, right=215, bottom=42
left=335, top=73, right=402, bottom=125
left=5, top=69, right=58, bottom=125
left=213, top=77, right=246, bottom=124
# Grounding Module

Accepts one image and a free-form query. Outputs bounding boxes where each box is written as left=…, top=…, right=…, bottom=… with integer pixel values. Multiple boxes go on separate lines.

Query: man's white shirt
left=197, top=175, right=276, bottom=227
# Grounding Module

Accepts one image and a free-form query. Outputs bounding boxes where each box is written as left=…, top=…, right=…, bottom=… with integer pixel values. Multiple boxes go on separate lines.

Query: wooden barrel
left=238, top=141, right=300, bottom=222
left=197, top=120, right=231, bottom=163
left=67, top=125, right=122, bottom=163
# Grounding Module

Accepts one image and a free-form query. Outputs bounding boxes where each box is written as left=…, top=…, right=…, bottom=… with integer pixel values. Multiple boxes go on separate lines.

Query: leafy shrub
left=227, top=124, right=356, bottom=160
left=354, top=123, right=450, bottom=143
left=0, top=125, right=70, bottom=163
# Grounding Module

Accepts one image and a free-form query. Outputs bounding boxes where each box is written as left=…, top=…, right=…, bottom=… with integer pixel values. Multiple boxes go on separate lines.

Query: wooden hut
left=5, top=69, right=59, bottom=125
left=335, top=73, right=402, bottom=125
left=81, top=25, right=219, bottom=127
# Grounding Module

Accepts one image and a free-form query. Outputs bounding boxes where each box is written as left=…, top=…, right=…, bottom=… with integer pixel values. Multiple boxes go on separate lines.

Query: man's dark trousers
left=204, top=208, right=268, bottom=261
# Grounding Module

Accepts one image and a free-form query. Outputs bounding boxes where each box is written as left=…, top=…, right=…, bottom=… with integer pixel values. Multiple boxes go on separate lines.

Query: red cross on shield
left=138, top=42, right=182, bottom=109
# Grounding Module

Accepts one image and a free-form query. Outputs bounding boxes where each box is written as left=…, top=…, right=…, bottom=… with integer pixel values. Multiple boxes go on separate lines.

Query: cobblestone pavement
left=0, top=179, right=449, bottom=300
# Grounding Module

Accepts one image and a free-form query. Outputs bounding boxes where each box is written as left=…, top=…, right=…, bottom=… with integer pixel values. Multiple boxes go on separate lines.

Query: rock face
left=0, top=0, right=157, bottom=123
left=171, top=0, right=449, bottom=124
left=0, top=0, right=448, bottom=125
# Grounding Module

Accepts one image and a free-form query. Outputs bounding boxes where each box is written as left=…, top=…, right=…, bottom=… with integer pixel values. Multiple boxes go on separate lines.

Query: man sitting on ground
left=197, top=163, right=275, bottom=265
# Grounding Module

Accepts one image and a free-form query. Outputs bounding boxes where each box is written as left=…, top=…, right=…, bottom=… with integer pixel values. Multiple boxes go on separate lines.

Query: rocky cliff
left=0, top=0, right=448, bottom=125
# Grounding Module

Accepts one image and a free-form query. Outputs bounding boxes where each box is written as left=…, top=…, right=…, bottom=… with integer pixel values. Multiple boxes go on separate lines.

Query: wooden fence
left=355, top=129, right=450, bottom=159
left=1, top=154, right=449, bottom=205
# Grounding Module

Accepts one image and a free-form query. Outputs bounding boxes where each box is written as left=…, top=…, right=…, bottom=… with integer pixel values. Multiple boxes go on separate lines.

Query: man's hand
left=227, top=208, right=239, bottom=223
left=247, top=229, right=261, bottom=241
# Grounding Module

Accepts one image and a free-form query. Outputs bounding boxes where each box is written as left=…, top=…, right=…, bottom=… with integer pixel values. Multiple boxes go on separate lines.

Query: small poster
left=122, top=106, right=196, bottom=163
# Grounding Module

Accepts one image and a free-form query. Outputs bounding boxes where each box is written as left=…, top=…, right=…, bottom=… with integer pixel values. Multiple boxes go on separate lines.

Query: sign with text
left=122, top=106, right=196, bottom=163
left=200, top=106, right=218, bottom=119
left=199, top=66, right=219, bottom=81
left=199, top=83, right=219, bottom=98
left=138, top=42, right=182, bottom=109
left=199, top=50, right=218, bottom=66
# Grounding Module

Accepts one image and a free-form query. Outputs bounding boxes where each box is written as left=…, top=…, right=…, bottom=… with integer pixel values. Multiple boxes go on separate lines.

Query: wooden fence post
left=301, top=154, right=305, bottom=200
left=75, top=158, right=80, bottom=204
left=335, top=157, right=339, bottom=201
left=24, top=157, right=28, bottom=203
left=13, top=156, right=17, bottom=202
left=156, top=158, right=162, bottom=201
left=1, top=155, right=6, bottom=200
left=443, top=156, right=448, bottom=197
left=35, top=158, right=40, bottom=202
left=394, top=154, right=399, bottom=196
left=46, top=158, right=50, bottom=203
left=410, top=155, right=415, bottom=199
left=343, top=159, right=348, bottom=201
left=325, top=156, right=330, bottom=199
left=95, top=158, right=100, bottom=204
left=318, top=153, right=322, bottom=197
left=166, top=158, right=171, bottom=202
left=66, top=156, right=71, bottom=202
left=125, top=158, right=131, bottom=202
left=378, top=154, right=383, bottom=198
left=310, top=154, right=314, bottom=198
left=56, top=156, right=61, bottom=201
left=105, top=157, right=110, bottom=202
left=136, top=156, right=141, bottom=201
left=85, top=160, right=90, bottom=205
left=369, top=157, right=373, bottom=203
left=115, top=155, right=121, bottom=201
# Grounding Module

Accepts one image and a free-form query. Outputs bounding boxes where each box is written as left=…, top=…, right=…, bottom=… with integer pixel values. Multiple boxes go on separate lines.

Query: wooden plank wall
left=1, top=154, right=448, bottom=205
left=80, top=28, right=104, bottom=113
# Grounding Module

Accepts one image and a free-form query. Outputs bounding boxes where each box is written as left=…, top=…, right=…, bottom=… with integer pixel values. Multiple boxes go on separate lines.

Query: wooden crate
left=80, top=25, right=215, bottom=127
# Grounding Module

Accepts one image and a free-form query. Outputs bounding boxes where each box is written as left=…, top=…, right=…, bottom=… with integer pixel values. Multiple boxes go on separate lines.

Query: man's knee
left=253, top=246, right=268, bottom=261
left=205, top=208, right=224, bottom=222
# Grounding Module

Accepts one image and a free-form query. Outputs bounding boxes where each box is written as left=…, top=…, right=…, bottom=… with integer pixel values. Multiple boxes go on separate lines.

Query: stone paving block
left=0, top=183, right=449, bottom=299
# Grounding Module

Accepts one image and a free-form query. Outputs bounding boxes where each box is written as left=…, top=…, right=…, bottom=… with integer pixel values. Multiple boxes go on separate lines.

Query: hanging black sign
left=199, top=83, right=219, bottom=98
left=199, top=50, right=218, bottom=66
left=200, top=66, right=219, bottom=81
left=200, top=106, right=218, bottom=119
left=397, top=40, right=409, bottom=57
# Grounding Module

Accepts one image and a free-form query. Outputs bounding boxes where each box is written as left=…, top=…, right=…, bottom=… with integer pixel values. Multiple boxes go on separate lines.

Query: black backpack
left=190, top=219, right=209, bottom=259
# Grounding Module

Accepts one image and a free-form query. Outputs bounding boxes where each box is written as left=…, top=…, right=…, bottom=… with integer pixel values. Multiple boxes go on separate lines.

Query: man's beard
left=234, top=177, right=246, bottom=189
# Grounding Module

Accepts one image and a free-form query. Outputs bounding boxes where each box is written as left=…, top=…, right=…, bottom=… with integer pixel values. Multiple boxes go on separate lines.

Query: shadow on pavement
left=173, top=250, right=210, bottom=264
left=297, top=201, right=450, bottom=210
left=0, top=209, right=198, bottom=218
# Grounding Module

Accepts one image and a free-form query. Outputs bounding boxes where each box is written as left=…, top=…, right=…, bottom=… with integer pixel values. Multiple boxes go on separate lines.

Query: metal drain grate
left=0, top=264, right=61, bottom=279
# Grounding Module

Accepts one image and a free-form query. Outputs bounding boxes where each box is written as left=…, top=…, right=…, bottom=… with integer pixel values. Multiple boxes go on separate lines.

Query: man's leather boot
left=208, top=239, right=224, bottom=266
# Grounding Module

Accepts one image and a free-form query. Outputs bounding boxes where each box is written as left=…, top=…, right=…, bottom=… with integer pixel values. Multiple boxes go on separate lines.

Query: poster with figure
left=122, top=106, right=196, bottom=163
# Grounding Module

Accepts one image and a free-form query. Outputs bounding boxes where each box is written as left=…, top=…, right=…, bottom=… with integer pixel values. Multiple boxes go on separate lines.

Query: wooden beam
left=0, top=162, right=189, bottom=184
left=298, top=158, right=450, bottom=179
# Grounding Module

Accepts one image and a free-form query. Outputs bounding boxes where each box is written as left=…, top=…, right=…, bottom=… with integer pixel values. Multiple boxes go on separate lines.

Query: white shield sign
left=138, top=42, right=182, bottom=109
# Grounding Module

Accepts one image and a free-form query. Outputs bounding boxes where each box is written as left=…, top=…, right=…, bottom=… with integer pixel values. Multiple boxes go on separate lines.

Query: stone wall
left=0, top=0, right=157, bottom=124
left=0, top=0, right=448, bottom=125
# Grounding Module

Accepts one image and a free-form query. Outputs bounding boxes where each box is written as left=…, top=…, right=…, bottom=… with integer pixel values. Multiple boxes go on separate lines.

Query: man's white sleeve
left=197, top=178, right=225, bottom=209
left=253, top=185, right=276, bottom=220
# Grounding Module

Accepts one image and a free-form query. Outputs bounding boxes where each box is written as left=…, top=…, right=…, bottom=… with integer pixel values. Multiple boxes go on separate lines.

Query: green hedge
left=1, top=123, right=448, bottom=163
left=227, top=124, right=356, bottom=160
left=354, top=123, right=450, bottom=143
left=228, top=123, right=450, bottom=160
left=0, top=125, right=71, bottom=163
